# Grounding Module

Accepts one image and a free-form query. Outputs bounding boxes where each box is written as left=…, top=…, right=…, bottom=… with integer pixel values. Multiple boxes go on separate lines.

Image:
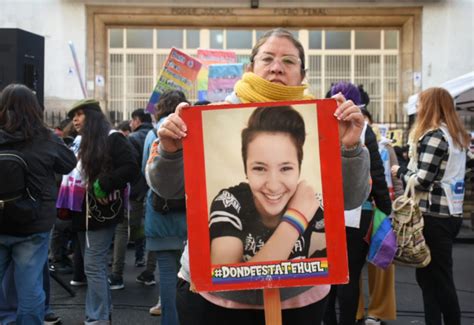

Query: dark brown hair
left=241, top=105, right=306, bottom=173
left=77, top=107, right=112, bottom=187
left=0, top=83, right=49, bottom=140
left=155, top=90, right=189, bottom=121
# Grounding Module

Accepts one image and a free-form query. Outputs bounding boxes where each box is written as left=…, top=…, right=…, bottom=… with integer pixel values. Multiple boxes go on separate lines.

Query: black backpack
left=0, top=149, right=39, bottom=225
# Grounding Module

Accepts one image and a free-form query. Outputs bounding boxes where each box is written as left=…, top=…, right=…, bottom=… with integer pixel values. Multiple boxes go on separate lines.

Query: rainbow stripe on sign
left=146, top=48, right=202, bottom=114
left=211, top=259, right=329, bottom=284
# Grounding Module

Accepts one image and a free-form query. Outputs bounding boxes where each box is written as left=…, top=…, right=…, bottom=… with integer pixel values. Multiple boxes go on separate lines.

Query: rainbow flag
left=367, top=208, right=397, bottom=269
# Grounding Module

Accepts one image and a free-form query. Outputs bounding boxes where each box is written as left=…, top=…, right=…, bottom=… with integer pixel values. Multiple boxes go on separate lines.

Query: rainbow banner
left=367, top=208, right=397, bottom=269
left=211, top=258, right=329, bottom=284
left=197, top=49, right=237, bottom=101
left=146, top=48, right=202, bottom=114
left=207, top=63, right=244, bottom=102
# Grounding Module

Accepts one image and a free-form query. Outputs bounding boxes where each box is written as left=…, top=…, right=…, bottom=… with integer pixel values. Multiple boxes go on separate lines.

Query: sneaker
left=135, top=257, right=146, bottom=267
left=136, top=271, right=156, bottom=286
left=44, top=312, right=62, bottom=324
left=108, top=274, right=125, bottom=290
left=69, top=279, right=87, bottom=286
left=365, top=316, right=381, bottom=325
left=149, top=301, right=161, bottom=316
left=49, top=261, right=73, bottom=275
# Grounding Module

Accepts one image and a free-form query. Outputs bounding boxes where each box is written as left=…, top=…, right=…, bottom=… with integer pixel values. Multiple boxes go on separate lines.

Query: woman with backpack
left=0, top=84, right=76, bottom=325
left=392, top=87, right=473, bottom=325
left=60, top=99, right=138, bottom=324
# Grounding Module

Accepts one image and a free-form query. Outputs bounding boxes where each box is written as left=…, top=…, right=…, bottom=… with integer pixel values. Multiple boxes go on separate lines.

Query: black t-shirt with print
left=209, top=182, right=326, bottom=261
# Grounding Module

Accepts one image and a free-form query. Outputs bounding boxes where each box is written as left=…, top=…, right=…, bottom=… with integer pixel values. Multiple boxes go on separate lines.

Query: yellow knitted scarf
left=234, top=72, right=314, bottom=103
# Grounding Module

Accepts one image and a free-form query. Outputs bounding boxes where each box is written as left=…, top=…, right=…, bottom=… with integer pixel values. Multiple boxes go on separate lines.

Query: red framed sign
left=182, top=99, right=348, bottom=292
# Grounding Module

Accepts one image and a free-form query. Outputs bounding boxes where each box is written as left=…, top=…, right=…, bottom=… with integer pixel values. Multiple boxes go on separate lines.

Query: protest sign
left=196, top=49, right=237, bottom=101
left=207, top=63, right=244, bottom=102
left=146, top=48, right=202, bottom=114
left=181, top=99, right=348, bottom=292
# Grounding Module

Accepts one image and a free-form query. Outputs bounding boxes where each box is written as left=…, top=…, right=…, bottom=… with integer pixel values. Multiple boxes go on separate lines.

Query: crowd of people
left=0, top=27, right=472, bottom=325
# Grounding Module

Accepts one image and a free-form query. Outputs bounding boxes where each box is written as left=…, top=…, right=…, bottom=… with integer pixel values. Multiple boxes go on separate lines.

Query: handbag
left=391, top=175, right=431, bottom=268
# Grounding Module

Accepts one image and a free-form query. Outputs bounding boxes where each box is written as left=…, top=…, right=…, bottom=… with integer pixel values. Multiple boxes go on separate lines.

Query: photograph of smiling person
left=203, top=104, right=326, bottom=266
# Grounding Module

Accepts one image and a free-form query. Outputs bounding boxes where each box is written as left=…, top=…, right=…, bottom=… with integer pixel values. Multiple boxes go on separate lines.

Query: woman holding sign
left=149, top=28, right=370, bottom=325
left=209, top=105, right=326, bottom=267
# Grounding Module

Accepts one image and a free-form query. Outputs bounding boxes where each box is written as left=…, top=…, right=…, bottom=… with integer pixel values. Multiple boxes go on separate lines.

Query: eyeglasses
left=254, top=54, right=301, bottom=68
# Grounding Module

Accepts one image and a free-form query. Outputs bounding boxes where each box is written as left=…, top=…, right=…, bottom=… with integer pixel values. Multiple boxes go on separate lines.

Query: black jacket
left=128, top=122, right=154, bottom=200
left=365, top=125, right=392, bottom=215
left=72, top=132, right=139, bottom=231
left=0, top=129, right=77, bottom=236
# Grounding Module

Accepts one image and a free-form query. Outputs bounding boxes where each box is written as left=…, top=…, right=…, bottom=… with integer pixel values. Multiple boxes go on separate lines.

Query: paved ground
left=49, top=223, right=474, bottom=325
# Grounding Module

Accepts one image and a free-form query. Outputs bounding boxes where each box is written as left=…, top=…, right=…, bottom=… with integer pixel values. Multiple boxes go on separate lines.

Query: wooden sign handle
left=264, top=288, right=282, bottom=325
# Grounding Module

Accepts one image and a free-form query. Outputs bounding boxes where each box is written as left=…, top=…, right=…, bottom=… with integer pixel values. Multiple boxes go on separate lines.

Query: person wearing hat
left=67, top=99, right=102, bottom=118
left=57, top=98, right=139, bottom=324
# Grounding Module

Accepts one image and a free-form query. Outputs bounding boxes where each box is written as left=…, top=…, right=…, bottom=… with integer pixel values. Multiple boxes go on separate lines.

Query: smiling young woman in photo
left=209, top=106, right=325, bottom=267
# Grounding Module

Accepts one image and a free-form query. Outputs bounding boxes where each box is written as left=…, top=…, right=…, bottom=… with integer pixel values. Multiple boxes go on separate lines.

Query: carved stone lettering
left=273, top=8, right=327, bottom=16
left=171, top=8, right=234, bottom=16
left=273, top=8, right=299, bottom=16
left=171, top=8, right=198, bottom=16
left=301, top=8, right=327, bottom=16
left=201, top=8, right=235, bottom=16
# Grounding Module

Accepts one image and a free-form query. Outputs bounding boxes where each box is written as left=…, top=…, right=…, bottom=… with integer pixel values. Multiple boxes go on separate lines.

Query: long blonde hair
left=409, top=87, right=470, bottom=149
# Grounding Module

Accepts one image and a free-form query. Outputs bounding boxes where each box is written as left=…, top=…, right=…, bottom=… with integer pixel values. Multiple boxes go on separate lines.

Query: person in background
left=49, top=119, right=76, bottom=275
left=392, top=87, right=473, bottom=325
left=150, top=28, right=370, bottom=325
left=324, top=81, right=391, bottom=325
left=60, top=99, right=138, bottom=324
left=53, top=118, right=72, bottom=138
left=116, top=120, right=132, bottom=137
left=142, top=90, right=190, bottom=322
left=109, top=109, right=154, bottom=290
left=356, top=109, right=403, bottom=325
left=393, top=145, right=409, bottom=171
left=128, top=109, right=155, bottom=269
left=0, top=84, right=76, bottom=325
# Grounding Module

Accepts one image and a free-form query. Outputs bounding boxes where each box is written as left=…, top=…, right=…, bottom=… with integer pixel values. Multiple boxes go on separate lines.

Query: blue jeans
left=78, top=226, right=116, bottom=324
left=157, top=250, right=181, bottom=325
left=0, top=261, right=53, bottom=324
left=0, top=231, right=50, bottom=325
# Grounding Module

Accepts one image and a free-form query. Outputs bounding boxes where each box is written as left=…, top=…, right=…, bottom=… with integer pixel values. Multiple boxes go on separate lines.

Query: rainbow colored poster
left=207, top=63, right=244, bottom=102
left=146, top=48, right=202, bottom=114
left=196, top=49, right=237, bottom=101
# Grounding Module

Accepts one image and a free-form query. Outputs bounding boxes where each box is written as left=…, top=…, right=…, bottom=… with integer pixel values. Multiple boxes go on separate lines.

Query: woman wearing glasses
left=148, top=28, right=371, bottom=325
